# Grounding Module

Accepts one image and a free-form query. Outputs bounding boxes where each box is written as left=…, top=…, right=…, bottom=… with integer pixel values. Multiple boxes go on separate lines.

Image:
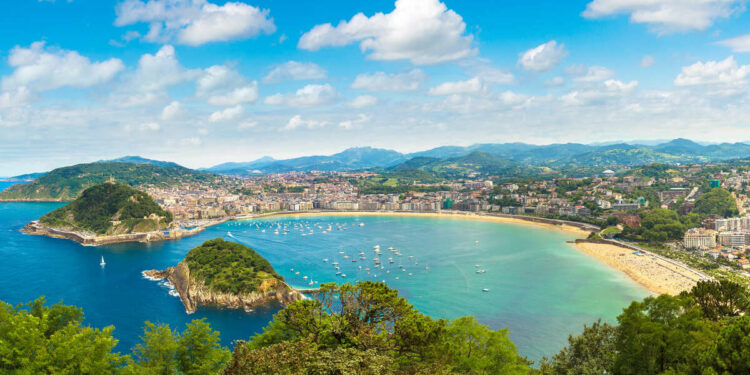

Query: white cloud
left=428, top=77, right=483, bottom=95
left=674, top=56, right=750, bottom=96
left=283, top=114, right=328, bottom=130
left=130, top=45, right=200, bottom=93
left=518, top=41, right=567, bottom=72
left=0, top=87, right=32, bottom=109
left=561, top=79, right=638, bottom=105
left=582, top=0, right=744, bottom=33
left=125, top=121, right=161, bottom=132
left=470, top=65, right=514, bottom=84
left=262, top=61, right=327, bottom=84
left=545, top=76, right=565, bottom=87
left=2, top=42, right=124, bottom=91
left=573, top=66, right=616, bottom=82
left=196, top=65, right=258, bottom=106
left=264, top=84, right=338, bottom=107
left=115, top=0, right=275, bottom=46
left=298, top=0, right=477, bottom=65
left=351, top=69, right=426, bottom=92
left=180, top=136, right=202, bottom=146
left=347, top=95, right=379, bottom=108
left=237, top=121, right=257, bottom=130
left=640, top=55, right=655, bottom=67
left=208, top=105, right=243, bottom=122
left=339, top=114, right=371, bottom=129
left=160, top=101, right=182, bottom=120
left=717, top=34, right=750, bottom=52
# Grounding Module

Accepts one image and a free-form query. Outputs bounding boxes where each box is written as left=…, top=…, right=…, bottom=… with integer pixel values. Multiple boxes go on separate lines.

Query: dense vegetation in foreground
left=39, top=183, right=172, bottom=235
left=0, top=161, right=216, bottom=201
left=2, top=280, right=750, bottom=374
left=185, top=238, right=283, bottom=295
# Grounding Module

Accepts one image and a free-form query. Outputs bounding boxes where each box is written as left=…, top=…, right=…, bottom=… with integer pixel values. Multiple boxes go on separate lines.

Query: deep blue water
left=0, top=189, right=648, bottom=361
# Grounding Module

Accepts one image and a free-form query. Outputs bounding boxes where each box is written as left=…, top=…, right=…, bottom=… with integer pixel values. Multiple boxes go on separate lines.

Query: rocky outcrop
left=143, top=262, right=303, bottom=314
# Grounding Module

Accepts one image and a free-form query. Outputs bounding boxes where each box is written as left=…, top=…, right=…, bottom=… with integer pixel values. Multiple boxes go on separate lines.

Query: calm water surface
left=0, top=184, right=647, bottom=361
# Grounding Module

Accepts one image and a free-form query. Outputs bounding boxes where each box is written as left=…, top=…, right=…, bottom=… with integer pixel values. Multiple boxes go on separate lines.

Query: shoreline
left=22, top=221, right=208, bottom=246
left=236, top=210, right=595, bottom=238
left=573, top=240, right=705, bottom=295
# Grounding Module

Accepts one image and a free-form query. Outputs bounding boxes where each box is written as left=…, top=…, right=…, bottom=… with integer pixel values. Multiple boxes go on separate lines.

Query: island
left=23, top=182, right=203, bottom=245
left=144, top=238, right=303, bottom=313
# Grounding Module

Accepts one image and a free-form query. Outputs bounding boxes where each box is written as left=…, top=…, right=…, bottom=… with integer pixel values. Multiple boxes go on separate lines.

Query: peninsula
left=23, top=182, right=202, bottom=245
left=144, top=238, right=303, bottom=313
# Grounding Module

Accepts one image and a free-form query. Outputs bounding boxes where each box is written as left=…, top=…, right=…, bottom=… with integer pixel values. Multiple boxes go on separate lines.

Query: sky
left=1, top=0, right=750, bottom=175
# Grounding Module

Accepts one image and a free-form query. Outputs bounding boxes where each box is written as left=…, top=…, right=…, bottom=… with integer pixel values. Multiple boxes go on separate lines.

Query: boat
left=323, top=258, right=329, bottom=262
left=476, top=270, right=486, bottom=274
left=99, top=256, right=106, bottom=267
left=359, top=223, right=365, bottom=226
left=303, top=276, right=308, bottom=279
left=482, top=288, right=490, bottom=292
left=341, top=274, right=347, bottom=278
left=295, top=272, right=300, bottom=275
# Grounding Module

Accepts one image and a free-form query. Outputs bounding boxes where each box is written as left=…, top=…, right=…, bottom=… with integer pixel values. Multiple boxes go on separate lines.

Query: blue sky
left=1, top=0, right=750, bottom=175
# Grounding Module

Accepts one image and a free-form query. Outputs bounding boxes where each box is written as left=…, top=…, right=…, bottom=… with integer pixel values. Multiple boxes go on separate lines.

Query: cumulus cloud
left=180, top=136, right=201, bottom=146
left=717, top=34, right=750, bottom=53
left=130, top=45, right=199, bottom=93
left=518, top=41, right=567, bottom=72
left=115, top=0, right=275, bottom=45
left=126, top=121, right=161, bottom=132
left=470, top=65, right=514, bottom=84
left=339, top=114, right=371, bottom=129
left=2, top=42, right=124, bottom=91
left=561, top=79, right=638, bottom=105
left=196, top=65, right=258, bottom=106
left=674, top=56, right=750, bottom=96
left=264, top=84, right=338, bottom=107
left=347, top=95, right=379, bottom=108
left=160, top=101, right=182, bottom=120
left=582, top=0, right=744, bottom=33
left=298, top=0, right=477, bottom=65
left=262, top=61, right=327, bottom=84
left=208, top=104, right=243, bottom=122
left=237, top=121, right=257, bottom=130
left=428, top=77, right=483, bottom=95
left=0, top=87, right=32, bottom=109
left=351, top=69, right=426, bottom=92
left=545, top=76, right=565, bottom=87
left=283, top=114, right=328, bottom=130
left=572, top=66, right=616, bottom=82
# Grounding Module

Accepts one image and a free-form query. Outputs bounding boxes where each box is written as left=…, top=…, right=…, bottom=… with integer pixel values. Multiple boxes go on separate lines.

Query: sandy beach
left=574, top=242, right=700, bottom=295
left=242, top=210, right=593, bottom=238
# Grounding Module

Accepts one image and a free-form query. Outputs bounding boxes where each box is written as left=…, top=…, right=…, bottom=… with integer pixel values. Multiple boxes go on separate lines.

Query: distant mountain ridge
left=206, top=139, right=750, bottom=175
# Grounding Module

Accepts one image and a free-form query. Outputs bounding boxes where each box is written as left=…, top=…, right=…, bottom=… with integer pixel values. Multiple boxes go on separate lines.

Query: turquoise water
left=0, top=193, right=648, bottom=361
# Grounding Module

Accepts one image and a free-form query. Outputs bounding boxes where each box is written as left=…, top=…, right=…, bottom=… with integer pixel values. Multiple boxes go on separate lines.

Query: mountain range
left=204, top=139, right=750, bottom=176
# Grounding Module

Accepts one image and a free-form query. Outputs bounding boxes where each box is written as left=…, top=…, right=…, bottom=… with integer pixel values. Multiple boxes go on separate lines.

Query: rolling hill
left=0, top=162, right=216, bottom=201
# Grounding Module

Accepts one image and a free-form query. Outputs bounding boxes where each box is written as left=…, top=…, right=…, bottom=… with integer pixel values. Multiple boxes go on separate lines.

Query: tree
left=539, top=319, right=616, bottom=375
left=0, top=297, right=125, bottom=374
left=693, top=188, right=738, bottom=217
left=707, top=316, right=750, bottom=374
left=687, top=280, right=750, bottom=321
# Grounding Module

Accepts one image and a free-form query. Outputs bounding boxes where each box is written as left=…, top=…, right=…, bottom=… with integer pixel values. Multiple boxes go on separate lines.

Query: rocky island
left=144, top=238, right=303, bottom=313
left=23, top=182, right=202, bottom=245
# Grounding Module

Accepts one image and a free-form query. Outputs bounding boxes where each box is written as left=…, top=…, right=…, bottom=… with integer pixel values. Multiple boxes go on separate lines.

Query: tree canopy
left=693, top=187, right=738, bottom=217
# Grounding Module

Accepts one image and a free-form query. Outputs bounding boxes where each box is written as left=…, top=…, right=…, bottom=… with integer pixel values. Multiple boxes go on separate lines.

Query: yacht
left=482, top=288, right=490, bottom=292
left=99, top=256, right=106, bottom=267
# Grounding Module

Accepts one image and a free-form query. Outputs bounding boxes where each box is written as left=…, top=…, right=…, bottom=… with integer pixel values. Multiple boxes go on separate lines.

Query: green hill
left=39, top=183, right=172, bottom=235
left=185, top=238, right=283, bottom=295
left=0, top=161, right=216, bottom=201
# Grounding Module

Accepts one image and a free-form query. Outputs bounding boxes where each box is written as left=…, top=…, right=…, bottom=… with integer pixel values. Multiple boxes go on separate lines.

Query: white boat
left=359, top=223, right=365, bottom=226
left=323, top=259, right=329, bottom=262
left=482, top=288, right=490, bottom=292
left=341, top=274, right=347, bottom=278
left=100, top=256, right=106, bottom=267
left=295, top=272, right=300, bottom=275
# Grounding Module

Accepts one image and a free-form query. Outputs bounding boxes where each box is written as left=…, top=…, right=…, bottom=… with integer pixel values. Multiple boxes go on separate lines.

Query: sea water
left=0, top=197, right=648, bottom=362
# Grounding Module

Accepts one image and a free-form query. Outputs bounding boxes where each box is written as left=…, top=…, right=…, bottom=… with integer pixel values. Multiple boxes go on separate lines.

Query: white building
left=684, top=228, right=716, bottom=249
left=718, top=232, right=746, bottom=248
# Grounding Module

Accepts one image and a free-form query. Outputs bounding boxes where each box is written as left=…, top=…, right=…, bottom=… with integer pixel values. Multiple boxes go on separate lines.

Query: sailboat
left=100, top=256, right=106, bottom=267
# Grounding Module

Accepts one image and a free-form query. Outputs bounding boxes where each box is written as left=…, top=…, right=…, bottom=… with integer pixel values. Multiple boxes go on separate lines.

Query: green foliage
left=125, top=320, right=230, bottom=375
left=0, top=162, right=216, bottom=201
left=0, top=297, right=230, bottom=374
left=39, top=183, right=172, bottom=234
left=226, top=282, right=531, bottom=374
left=693, top=187, right=738, bottom=217
left=621, top=208, right=686, bottom=243
left=539, top=320, right=616, bottom=375
left=185, top=238, right=282, bottom=295
left=0, top=297, right=124, bottom=374
left=543, top=280, right=750, bottom=375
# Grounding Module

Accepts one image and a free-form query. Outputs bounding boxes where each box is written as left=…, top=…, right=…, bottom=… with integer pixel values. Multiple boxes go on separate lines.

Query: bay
left=0, top=201, right=648, bottom=361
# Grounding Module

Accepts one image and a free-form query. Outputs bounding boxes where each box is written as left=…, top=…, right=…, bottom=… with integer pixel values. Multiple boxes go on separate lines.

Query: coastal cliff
left=144, top=238, right=303, bottom=313
left=143, top=262, right=302, bottom=313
